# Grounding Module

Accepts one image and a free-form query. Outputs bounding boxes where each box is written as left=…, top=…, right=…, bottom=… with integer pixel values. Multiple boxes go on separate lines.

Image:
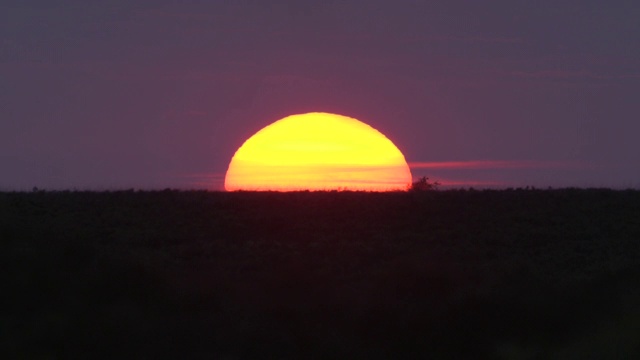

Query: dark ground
left=1, top=189, right=639, bottom=359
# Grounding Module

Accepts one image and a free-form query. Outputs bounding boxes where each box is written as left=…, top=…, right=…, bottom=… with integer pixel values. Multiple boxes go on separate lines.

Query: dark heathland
left=2, top=189, right=640, bottom=359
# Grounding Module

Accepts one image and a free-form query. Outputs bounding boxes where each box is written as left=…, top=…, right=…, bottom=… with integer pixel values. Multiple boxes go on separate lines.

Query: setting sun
left=225, top=112, right=412, bottom=191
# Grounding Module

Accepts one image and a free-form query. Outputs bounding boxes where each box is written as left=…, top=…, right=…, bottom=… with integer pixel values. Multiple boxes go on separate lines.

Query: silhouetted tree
left=409, top=176, right=440, bottom=191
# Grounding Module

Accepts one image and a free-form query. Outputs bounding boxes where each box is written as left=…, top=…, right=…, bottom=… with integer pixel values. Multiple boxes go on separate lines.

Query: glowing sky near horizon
left=1, top=1, right=639, bottom=190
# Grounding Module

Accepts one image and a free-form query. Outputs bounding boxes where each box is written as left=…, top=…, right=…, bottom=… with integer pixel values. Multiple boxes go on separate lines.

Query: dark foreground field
left=1, top=189, right=640, bottom=359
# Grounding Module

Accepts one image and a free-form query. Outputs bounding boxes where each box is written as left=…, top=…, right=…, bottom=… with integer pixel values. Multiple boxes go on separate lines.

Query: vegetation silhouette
left=409, top=176, right=440, bottom=191
left=1, top=188, right=639, bottom=358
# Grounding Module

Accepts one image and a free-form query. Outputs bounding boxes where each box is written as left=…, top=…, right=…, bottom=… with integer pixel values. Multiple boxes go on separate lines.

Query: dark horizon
left=4, top=188, right=640, bottom=358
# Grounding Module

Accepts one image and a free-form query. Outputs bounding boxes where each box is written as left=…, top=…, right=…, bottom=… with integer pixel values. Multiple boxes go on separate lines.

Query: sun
left=224, top=112, right=412, bottom=191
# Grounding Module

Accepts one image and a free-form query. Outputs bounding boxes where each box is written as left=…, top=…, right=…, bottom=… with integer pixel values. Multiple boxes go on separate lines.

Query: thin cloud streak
left=436, top=179, right=507, bottom=188
left=409, top=160, right=588, bottom=170
left=173, top=173, right=226, bottom=190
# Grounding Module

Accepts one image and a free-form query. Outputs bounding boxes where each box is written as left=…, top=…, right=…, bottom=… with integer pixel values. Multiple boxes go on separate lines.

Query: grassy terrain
left=1, top=189, right=640, bottom=359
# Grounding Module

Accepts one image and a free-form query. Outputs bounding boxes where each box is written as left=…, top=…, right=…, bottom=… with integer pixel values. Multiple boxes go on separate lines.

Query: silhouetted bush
left=409, top=176, right=440, bottom=191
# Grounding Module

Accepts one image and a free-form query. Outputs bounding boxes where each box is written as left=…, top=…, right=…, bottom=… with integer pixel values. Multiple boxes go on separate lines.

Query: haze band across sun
left=224, top=112, right=412, bottom=191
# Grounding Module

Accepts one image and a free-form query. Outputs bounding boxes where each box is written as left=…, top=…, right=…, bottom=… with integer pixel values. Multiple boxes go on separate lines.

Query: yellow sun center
left=224, top=112, right=412, bottom=191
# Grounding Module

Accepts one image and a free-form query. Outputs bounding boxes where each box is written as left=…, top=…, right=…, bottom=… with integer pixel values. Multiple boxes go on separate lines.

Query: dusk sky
left=2, top=0, right=639, bottom=190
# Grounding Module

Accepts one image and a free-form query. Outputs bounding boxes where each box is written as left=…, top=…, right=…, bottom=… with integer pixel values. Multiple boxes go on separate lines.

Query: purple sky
left=2, top=0, right=639, bottom=190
